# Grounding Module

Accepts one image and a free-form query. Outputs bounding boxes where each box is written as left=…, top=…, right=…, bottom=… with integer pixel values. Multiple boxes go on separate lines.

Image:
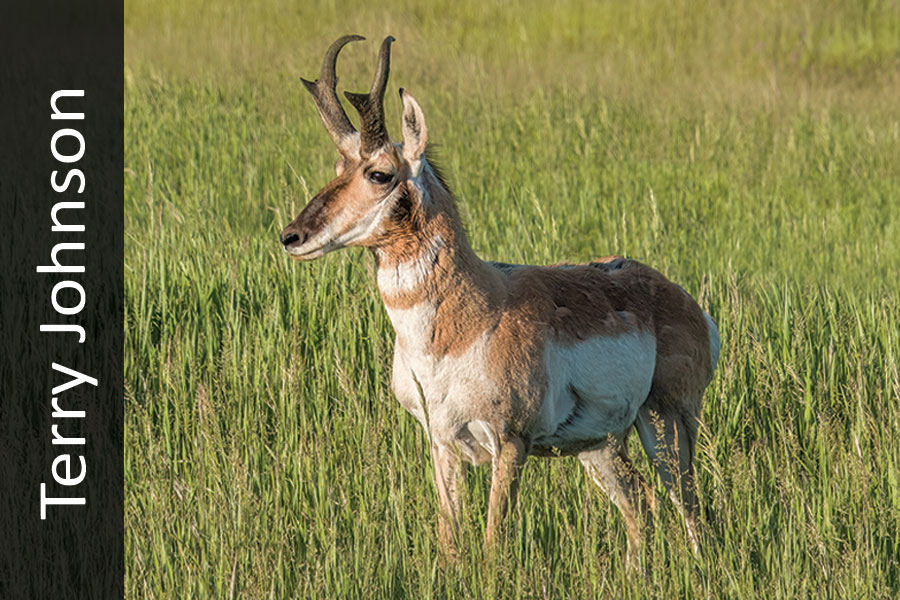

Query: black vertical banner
left=0, top=1, right=123, bottom=597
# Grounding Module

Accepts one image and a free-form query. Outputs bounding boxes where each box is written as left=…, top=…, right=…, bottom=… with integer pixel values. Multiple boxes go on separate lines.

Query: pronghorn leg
left=431, top=443, right=463, bottom=555
left=579, top=432, right=651, bottom=572
left=634, top=405, right=702, bottom=556
left=484, top=437, right=527, bottom=550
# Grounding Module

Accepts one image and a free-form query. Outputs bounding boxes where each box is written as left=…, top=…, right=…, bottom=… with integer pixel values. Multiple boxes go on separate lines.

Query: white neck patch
left=377, top=233, right=445, bottom=296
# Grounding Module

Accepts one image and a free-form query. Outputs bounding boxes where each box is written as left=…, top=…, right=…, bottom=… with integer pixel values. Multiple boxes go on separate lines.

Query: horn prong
left=346, top=35, right=395, bottom=157
left=302, top=35, right=365, bottom=156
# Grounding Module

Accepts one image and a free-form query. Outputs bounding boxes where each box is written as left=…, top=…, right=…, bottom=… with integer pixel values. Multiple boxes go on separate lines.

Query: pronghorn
left=281, top=35, right=721, bottom=566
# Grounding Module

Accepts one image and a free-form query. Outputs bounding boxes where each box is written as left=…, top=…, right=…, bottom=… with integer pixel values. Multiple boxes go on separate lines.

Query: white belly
left=530, top=331, right=657, bottom=451
left=391, top=319, right=656, bottom=462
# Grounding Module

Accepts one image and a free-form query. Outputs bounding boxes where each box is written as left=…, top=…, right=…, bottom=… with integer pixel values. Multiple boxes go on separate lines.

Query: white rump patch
left=532, top=332, right=657, bottom=448
left=703, top=311, right=721, bottom=374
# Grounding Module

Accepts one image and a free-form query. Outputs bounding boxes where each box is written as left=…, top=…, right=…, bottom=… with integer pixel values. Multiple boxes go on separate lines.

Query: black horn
left=344, top=36, right=395, bottom=157
left=301, top=35, right=364, bottom=156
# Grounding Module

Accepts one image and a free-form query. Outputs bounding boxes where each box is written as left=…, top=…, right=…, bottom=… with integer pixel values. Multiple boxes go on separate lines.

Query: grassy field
left=125, top=1, right=900, bottom=597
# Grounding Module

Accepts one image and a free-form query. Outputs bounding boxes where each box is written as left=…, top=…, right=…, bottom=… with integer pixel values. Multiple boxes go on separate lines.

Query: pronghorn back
left=476, top=256, right=718, bottom=453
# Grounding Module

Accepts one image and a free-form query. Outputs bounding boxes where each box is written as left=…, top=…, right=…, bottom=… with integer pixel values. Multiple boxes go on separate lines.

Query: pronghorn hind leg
left=634, top=403, right=702, bottom=556
left=579, top=432, right=651, bottom=573
left=431, top=443, right=463, bottom=556
left=484, top=437, right=527, bottom=550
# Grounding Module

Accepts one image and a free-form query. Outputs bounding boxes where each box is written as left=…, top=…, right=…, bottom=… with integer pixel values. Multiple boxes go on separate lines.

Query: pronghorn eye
left=367, top=170, right=393, bottom=184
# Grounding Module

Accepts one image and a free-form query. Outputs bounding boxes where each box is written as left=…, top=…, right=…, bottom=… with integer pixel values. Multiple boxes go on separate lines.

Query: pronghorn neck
left=373, top=164, right=501, bottom=354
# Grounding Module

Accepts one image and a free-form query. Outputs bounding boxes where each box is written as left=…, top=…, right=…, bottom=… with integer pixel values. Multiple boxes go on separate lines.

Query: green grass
left=125, top=1, right=900, bottom=597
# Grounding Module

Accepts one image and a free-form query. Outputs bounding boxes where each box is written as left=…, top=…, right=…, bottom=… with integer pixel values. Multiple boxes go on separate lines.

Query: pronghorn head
left=280, top=35, right=431, bottom=260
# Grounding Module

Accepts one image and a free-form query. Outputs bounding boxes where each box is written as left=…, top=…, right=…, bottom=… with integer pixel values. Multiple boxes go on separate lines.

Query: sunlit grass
left=125, top=1, right=900, bottom=597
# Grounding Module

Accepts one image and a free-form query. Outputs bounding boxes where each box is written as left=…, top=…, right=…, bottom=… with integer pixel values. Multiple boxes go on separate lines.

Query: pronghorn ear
left=399, top=88, right=427, bottom=175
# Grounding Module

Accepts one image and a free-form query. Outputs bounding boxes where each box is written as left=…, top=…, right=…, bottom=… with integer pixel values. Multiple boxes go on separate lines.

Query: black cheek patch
left=390, top=186, right=413, bottom=224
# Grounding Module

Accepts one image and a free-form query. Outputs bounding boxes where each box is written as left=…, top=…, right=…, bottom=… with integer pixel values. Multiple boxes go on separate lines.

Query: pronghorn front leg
left=484, top=437, right=527, bottom=549
left=431, top=443, right=463, bottom=554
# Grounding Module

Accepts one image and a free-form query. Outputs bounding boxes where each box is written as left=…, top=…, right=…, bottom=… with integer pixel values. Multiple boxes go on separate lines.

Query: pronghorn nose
left=281, top=231, right=302, bottom=247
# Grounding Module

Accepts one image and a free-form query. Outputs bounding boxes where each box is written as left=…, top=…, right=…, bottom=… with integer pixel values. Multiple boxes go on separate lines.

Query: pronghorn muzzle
left=279, top=186, right=334, bottom=258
